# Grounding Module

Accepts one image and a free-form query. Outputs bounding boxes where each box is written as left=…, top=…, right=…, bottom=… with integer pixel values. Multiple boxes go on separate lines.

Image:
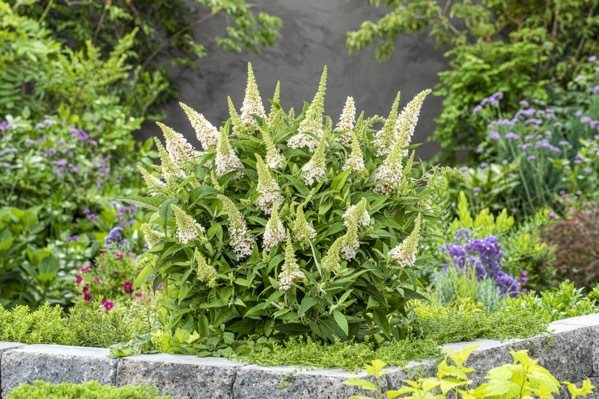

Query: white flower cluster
left=158, top=122, right=202, bottom=163
left=255, top=155, right=283, bottom=214
left=140, top=224, right=165, bottom=249
left=335, top=96, right=355, bottom=145
left=171, top=205, right=205, bottom=244
left=215, top=128, right=243, bottom=178
left=240, top=63, right=268, bottom=129
left=287, top=133, right=319, bottom=152
left=389, top=214, right=421, bottom=267
left=394, top=89, right=431, bottom=147
left=262, top=208, right=285, bottom=251
left=218, top=195, right=255, bottom=260
left=195, top=248, right=217, bottom=283
left=156, top=139, right=186, bottom=183
left=137, top=165, right=166, bottom=195
left=343, top=198, right=370, bottom=228
left=300, top=160, right=326, bottom=186
left=180, top=102, right=219, bottom=149
left=371, top=164, right=403, bottom=195
left=278, top=233, right=305, bottom=290
left=340, top=220, right=359, bottom=261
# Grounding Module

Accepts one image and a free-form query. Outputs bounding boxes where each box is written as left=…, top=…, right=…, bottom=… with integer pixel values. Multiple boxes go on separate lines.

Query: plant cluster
left=77, top=249, right=155, bottom=310
left=464, top=58, right=599, bottom=216
left=6, top=381, right=171, bottom=399
left=0, top=115, right=152, bottom=307
left=348, top=0, right=599, bottom=162
left=540, top=200, right=599, bottom=288
left=344, top=345, right=594, bottom=399
left=132, top=63, right=446, bottom=348
left=8, top=0, right=281, bottom=115
left=0, top=301, right=158, bottom=348
left=505, top=281, right=599, bottom=323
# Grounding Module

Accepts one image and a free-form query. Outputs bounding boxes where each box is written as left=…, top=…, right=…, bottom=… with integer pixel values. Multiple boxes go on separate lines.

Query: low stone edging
left=1, top=315, right=599, bottom=399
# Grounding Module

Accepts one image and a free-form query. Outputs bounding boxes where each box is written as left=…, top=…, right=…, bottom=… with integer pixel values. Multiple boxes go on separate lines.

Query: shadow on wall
left=138, top=0, right=447, bottom=160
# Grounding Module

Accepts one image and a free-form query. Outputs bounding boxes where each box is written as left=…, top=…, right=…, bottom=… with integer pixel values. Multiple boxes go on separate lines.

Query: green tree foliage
left=8, top=0, right=282, bottom=112
left=347, top=0, right=599, bottom=162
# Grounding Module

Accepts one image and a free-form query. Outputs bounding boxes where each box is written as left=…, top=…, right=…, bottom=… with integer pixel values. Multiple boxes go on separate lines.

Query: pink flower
left=83, top=292, right=92, bottom=302
left=101, top=299, right=114, bottom=311
left=135, top=292, right=143, bottom=299
left=115, top=253, right=124, bottom=259
left=156, top=283, right=164, bottom=291
left=93, top=277, right=101, bottom=284
left=123, top=281, right=133, bottom=292
left=100, top=249, right=108, bottom=254
left=79, top=264, right=92, bottom=273
left=76, top=275, right=83, bottom=285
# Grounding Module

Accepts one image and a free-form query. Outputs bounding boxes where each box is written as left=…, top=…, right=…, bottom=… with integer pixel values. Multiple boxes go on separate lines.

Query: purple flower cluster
left=441, top=229, right=522, bottom=297
left=105, top=226, right=128, bottom=248
left=473, top=92, right=504, bottom=114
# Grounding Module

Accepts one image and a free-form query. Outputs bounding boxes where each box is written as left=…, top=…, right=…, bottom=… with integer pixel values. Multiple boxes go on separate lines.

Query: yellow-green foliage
left=345, top=345, right=595, bottom=399
left=6, top=381, right=172, bottom=399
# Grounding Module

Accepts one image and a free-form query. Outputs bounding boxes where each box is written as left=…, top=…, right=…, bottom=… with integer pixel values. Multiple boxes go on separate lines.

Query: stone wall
left=139, top=0, right=447, bottom=160
left=2, top=315, right=599, bottom=398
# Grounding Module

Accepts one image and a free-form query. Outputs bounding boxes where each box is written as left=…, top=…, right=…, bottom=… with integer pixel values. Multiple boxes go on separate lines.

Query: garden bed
left=1, top=314, right=598, bottom=399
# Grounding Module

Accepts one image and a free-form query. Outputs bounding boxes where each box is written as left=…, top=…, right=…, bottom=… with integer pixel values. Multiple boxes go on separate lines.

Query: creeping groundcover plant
left=132, top=63, right=443, bottom=348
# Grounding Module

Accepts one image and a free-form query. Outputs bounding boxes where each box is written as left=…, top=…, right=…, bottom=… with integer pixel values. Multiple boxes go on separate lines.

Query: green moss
left=6, top=381, right=171, bottom=399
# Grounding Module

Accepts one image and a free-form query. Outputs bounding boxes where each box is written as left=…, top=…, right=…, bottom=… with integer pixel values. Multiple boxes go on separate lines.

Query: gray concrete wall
left=138, top=0, right=447, bottom=160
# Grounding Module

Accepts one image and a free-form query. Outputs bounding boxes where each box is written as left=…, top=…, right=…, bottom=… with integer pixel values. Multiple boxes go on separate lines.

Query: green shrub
left=6, top=381, right=171, bottom=399
left=505, top=281, right=599, bottom=322
left=0, top=1, right=165, bottom=120
left=344, top=345, right=594, bottom=399
left=0, top=301, right=158, bottom=348
left=132, top=63, right=448, bottom=347
left=347, top=0, right=599, bottom=162
left=9, top=0, right=281, bottom=114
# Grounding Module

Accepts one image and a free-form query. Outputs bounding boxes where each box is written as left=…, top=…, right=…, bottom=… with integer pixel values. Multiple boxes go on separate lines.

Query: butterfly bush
left=132, top=64, right=444, bottom=343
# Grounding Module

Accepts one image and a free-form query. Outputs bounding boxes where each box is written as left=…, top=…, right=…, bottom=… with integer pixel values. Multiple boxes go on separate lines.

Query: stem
left=93, top=3, right=108, bottom=45
left=141, top=12, right=217, bottom=69
left=39, top=0, right=54, bottom=23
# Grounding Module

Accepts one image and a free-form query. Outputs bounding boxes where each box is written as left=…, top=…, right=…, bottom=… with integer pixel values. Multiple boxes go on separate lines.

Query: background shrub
left=347, top=0, right=599, bottom=162
left=540, top=201, right=599, bottom=289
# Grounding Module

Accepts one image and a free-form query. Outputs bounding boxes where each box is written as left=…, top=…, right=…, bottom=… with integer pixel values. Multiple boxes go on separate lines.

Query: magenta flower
left=123, top=281, right=133, bottom=292
left=115, top=253, right=124, bottom=259
left=135, top=292, right=143, bottom=299
left=93, top=277, right=101, bottom=284
left=83, top=292, right=92, bottom=302
left=76, top=275, right=83, bottom=285
left=101, top=300, right=114, bottom=311
left=79, top=264, right=92, bottom=273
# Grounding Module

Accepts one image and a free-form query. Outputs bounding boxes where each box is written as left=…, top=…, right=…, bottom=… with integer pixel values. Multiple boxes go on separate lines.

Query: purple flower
left=519, top=100, right=529, bottom=107
left=581, top=116, right=593, bottom=124
left=93, top=277, right=101, bottom=284
left=527, top=155, right=536, bottom=161
left=123, top=281, right=133, bottom=292
left=520, top=271, right=529, bottom=285
left=105, top=227, right=124, bottom=247
left=505, top=132, right=519, bottom=140
left=79, top=264, right=93, bottom=273
left=480, top=162, right=488, bottom=168
left=83, top=292, right=92, bottom=302
left=547, top=210, right=556, bottom=218
left=584, top=167, right=593, bottom=173
left=490, top=130, right=501, bottom=140
left=576, top=111, right=583, bottom=117
left=575, top=75, right=585, bottom=82
left=593, top=86, right=599, bottom=93
left=43, top=118, right=57, bottom=126
left=508, top=173, right=515, bottom=178
left=66, top=235, right=78, bottom=243
left=589, top=56, right=597, bottom=62
left=476, top=147, right=484, bottom=154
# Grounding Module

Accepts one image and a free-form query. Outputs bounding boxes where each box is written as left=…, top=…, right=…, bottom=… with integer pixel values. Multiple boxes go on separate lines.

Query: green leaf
left=332, top=310, right=349, bottom=336
left=298, top=296, right=319, bottom=318
left=37, top=255, right=59, bottom=283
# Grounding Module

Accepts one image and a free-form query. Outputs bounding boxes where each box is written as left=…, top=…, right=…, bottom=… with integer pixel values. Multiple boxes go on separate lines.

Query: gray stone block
left=0, top=344, right=117, bottom=398
left=233, top=365, right=366, bottom=399
left=117, top=354, right=243, bottom=399
left=0, top=343, right=24, bottom=355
